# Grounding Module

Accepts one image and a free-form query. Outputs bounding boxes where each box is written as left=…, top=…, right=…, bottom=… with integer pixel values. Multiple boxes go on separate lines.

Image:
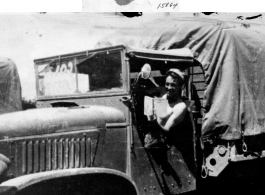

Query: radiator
left=21, top=138, right=93, bottom=174
left=0, top=130, right=100, bottom=178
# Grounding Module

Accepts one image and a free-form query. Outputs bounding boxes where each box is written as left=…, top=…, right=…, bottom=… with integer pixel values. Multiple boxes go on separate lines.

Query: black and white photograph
left=0, top=12, right=265, bottom=195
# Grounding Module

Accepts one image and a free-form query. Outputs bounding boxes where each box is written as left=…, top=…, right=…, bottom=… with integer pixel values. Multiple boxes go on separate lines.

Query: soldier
left=144, top=69, right=188, bottom=149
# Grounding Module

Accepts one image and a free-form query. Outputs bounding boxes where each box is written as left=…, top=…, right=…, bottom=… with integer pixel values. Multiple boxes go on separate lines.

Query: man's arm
left=157, top=102, right=187, bottom=132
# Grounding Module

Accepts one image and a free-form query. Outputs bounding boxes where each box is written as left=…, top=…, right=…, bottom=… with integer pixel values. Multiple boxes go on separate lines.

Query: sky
left=0, top=13, right=122, bottom=99
left=0, top=12, right=264, bottom=100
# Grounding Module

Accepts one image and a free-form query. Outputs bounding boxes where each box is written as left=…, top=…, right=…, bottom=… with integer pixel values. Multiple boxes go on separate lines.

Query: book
left=144, top=96, right=168, bottom=120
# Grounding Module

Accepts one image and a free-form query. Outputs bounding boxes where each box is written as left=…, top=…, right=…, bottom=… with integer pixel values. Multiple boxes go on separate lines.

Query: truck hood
left=0, top=105, right=126, bottom=139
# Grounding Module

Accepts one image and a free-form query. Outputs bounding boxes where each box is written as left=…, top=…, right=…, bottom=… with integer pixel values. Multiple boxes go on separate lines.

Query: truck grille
left=0, top=130, right=100, bottom=178
left=21, top=138, right=93, bottom=174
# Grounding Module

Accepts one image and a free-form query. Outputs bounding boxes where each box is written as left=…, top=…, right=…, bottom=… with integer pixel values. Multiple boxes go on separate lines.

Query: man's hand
left=146, top=114, right=156, bottom=121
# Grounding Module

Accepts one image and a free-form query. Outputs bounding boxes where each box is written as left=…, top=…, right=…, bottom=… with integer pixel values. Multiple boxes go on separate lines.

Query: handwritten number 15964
left=157, top=2, right=178, bottom=9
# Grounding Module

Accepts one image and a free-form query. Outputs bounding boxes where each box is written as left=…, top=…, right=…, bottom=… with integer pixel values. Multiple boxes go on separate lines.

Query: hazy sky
left=0, top=13, right=118, bottom=99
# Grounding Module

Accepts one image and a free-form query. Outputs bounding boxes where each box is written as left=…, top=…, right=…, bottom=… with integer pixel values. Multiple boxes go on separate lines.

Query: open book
left=144, top=96, right=168, bottom=120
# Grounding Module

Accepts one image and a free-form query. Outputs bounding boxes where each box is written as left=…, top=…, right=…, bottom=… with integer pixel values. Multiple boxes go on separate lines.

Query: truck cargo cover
left=97, top=18, right=265, bottom=140
left=0, top=57, right=22, bottom=114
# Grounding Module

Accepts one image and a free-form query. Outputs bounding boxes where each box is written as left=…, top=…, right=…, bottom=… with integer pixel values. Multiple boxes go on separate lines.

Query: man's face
left=165, top=75, right=181, bottom=99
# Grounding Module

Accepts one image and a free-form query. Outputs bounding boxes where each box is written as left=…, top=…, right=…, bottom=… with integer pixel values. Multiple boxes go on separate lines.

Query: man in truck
left=144, top=68, right=190, bottom=149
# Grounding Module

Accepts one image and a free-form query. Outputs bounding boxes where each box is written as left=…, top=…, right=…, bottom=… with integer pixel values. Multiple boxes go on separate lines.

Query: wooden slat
left=191, top=74, right=205, bottom=82
left=191, top=66, right=204, bottom=74
left=193, top=83, right=206, bottom=90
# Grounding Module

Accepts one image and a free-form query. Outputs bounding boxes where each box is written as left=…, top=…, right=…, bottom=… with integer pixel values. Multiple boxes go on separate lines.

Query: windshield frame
left=34, top=45, right=128, bottom=100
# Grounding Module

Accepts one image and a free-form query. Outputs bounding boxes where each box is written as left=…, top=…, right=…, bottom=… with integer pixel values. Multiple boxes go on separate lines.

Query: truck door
left=126, top=48, right=201, bottom=195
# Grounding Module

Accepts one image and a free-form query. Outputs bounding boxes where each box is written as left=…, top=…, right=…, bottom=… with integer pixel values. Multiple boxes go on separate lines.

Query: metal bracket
left=229, top=145, right=265, bottom=162
left=205, top=145, right=229, bottom=177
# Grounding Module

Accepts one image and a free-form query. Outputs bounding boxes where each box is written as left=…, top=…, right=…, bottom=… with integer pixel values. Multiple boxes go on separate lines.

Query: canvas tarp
left=0, top=57, right=22, bottom=114
left=97, top=17, right=265, bottom=140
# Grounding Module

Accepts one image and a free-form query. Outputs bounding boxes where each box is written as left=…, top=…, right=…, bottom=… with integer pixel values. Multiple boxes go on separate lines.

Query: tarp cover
left=0, top=57, right=22, bottom=114
left=97, top=17, right=265, bottom=140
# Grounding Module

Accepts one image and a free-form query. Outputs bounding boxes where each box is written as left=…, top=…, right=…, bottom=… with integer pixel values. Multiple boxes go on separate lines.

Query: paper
left=144, top=96, right=168, bottom=119
left=144, top=96, right=154, bottom=116
left=39, top=72, right=89, bottom=96
left=154, top=98, right=168, bottom=117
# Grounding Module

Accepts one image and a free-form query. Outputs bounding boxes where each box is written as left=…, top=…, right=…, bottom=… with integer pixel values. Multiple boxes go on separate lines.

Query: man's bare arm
left=157, top=102, right=187, bottom=132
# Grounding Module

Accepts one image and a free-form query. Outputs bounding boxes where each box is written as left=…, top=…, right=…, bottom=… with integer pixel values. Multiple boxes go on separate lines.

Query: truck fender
left=0, top=168, right=139, bottom=195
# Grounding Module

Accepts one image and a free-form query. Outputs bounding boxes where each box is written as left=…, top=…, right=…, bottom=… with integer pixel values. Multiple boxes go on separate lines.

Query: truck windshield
left=36, top=49, right=123, bottom=97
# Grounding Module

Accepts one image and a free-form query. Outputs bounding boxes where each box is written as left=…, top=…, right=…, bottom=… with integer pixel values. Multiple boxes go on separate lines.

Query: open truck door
left=125, top=47, right=202, bottom=194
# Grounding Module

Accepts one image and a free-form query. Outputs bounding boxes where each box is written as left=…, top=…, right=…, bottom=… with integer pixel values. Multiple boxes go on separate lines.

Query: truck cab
left=0, top=45, right=201, bottom=195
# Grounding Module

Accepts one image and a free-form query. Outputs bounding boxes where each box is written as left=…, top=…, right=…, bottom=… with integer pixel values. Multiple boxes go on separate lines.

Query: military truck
left=1, top=17, right=265, bottom=194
